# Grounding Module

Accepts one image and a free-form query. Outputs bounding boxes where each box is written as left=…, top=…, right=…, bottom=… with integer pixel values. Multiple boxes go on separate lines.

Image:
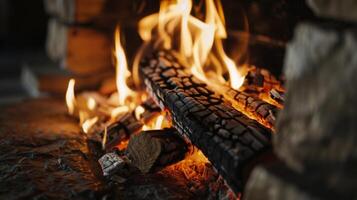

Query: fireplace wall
left=244, top=1, right=357, bottom=199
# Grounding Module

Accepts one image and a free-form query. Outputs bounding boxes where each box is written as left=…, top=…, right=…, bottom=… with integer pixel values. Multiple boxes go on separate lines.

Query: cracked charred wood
left=101, top=98, right=162, bottom=151
left=126, top=128, right=192, bottom=173
left=139, top=50, right=272, bottom=193
left=243, top=67, right=284, bottom=93
left=242, top=67, right=285, bottom=108
left=269, top=88, right=285, bottom=105
left=103, top=113, right=143, bottom=151
left=139, top=98, right=162, bottom=124
left=212, top=84, right=279, bottom=130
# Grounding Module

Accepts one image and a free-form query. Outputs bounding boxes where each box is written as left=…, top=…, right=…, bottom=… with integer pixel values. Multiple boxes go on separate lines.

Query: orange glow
left=116, top=140, right=129, bottom=151
left=142, top=113, right=169, bottom=131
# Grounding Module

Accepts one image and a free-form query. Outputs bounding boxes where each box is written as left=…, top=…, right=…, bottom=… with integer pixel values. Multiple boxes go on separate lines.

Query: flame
left=87, top=97, right=96, bottom=110
left=102, top=126, right=107, bottom=150
left=135, top=106, right=145, bottom=120
left=114, top=26, right=135, bottom=106
left=138, top=0, right=246, bottom=90
left=111, top=106, right=130, bottom=119
left=154, top=115, right=165, bottom=129
left=66, top=79, right=76, bottom=115
left=82, top=116, right=98, bottom=134
left=216, top=39, right=245, bottom=89
left=142, top=113, right=169, bottom=131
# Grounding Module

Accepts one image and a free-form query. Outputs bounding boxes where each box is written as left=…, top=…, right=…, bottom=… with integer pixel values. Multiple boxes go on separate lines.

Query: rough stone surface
left=307, top=0, right=357, bottom=22
left=275, top=22, right=357, bottom=197
left=283, top=23, right=340, bottom=81
left=244, top=164, right=345, bottom=200
left=0, top=98, right=106, bottom=199
left=0, top=98, right=237, bottom=199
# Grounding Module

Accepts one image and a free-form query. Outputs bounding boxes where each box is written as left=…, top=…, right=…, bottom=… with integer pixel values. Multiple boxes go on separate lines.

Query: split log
left=102, top=98, right=162, bottom=150
left=139, top=50, right=272, bottom=193
left=46, top=19, right=112, bottom=75
left=269, top=88, right=285, bottom=105
left=104, top=112, right=143, bottom=150
left=211, top=84, right=279, bottom=130
left=126, top=128, right=191, bottom=173
left=242, top=66, right=285, bottom=108
left=243, top=67, right=284, bottom=92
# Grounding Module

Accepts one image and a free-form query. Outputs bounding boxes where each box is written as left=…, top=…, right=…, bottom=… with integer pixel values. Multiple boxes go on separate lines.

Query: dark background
left=0, top=0, right=48, bottom=104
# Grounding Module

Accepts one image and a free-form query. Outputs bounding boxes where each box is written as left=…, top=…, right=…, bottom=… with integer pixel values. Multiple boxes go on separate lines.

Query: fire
left=82, top=116, right=98, bottom=134
left=64, top=0, right=252, bottom=138
left=87, top=97, right=96, bottom=110
left=138, top=0, right=246, bottom=89
left=114, top=26, right=135, bottom=106
left=65, top=79, right=76, bottom=115
left=143, top=112, right=170, bottom=131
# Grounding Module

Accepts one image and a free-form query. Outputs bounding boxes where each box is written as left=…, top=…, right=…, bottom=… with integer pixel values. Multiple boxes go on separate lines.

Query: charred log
left=139, top=50, right=272, bottom=193
left=104, top=113, right=143, bottom=151
left=242, top=67, right=285, bottom=108
left=215, top=85, right=279, bottom=130
left=243, top=66, right=284, bottom=93
left=126, top=128, right=192, bottom=173
left=102, top=98, right=162, bottom=150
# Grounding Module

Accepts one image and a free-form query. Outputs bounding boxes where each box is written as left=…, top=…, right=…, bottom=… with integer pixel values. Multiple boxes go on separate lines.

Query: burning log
left=243, top=66, right=284, bottom=93
left=100, top=128, right=192, bottom=176
left=139, top=50, right=272, bottom=193
left=104, top=112, right=143, bottom=150
left=211, top=84, right=279, bottom=130
left=102, top=98, right=162, bottom=150
left=242, top=67, right=285, bottom=108
left=126, top=128, right=192, bottom=173
left=269, top=88, right=285, bottom=105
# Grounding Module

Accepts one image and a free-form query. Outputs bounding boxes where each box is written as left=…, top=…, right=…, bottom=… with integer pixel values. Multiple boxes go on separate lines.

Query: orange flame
left=114, top=26, right=135, bottom=106
left=138, top=0, right=246, bottom=90
left=65, top=79, right=76, bottom=115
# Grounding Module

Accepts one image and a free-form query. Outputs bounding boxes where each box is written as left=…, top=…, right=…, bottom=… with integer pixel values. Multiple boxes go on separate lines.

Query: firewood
left=241, top=67, right=285, bottom=108
left=139, top=49, right=272, bottom=193
left=101, top=98, right=162, bottom=150
left=126, top=128, right=191, bottom=173
left=269, top=88, right=285, bottom=104
left=220, top=86, right=279, bottom=130
left=46, top=19, right=112, bottom=75
left=103, top=112, right=143, bottom=151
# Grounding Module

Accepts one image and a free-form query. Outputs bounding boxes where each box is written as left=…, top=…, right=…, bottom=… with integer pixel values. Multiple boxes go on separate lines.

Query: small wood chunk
left=126, top=128, right=189, bottom=173
left=99, top=152, right=128, bottom=176
left=270, top=89, right=285, bottom=104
